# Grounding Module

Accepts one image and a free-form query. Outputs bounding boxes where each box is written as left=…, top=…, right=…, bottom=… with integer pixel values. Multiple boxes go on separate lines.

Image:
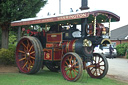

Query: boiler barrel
left=62, top=39, right=93, bottom=57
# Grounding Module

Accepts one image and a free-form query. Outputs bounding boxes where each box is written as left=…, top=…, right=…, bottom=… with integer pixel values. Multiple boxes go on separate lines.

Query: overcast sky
left=37, top=0, right=128, bottom=30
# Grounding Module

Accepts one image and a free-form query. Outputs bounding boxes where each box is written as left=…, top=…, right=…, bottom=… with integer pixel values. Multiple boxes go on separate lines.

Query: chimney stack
left=80, top=0, right=89, bottom=10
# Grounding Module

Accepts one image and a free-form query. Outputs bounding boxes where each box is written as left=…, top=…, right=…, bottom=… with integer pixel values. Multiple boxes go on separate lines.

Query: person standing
left=109, top=45, right=114, bottom=59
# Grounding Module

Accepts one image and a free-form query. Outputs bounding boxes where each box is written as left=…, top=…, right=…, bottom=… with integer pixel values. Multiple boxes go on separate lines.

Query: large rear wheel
left=15, top=36, right=43, bottom=74
left=87, top=53, right=108, bottom=78
left=61, top=52, right=83, bottom=81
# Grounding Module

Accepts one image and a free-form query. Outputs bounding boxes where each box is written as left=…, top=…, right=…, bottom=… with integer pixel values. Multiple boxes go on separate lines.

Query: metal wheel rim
left=61, top=53, right=83, bottom=81
left=87, top=53, right=108, bottom=78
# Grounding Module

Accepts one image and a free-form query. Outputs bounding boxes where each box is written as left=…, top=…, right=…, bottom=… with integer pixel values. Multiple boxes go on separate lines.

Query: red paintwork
left=62, top=41, right=69, bottom=53
left=44, top=39, right=76, bottom=61
left=53, top=49, right=62, bottom=61
left=46, top=43, right=54, bottom=48
left=44, top=48, right=62, bottom=61
left=47, top=33, right=62, bottom=43
left=68, top=40, right=76, bottom=52
left=44, top=49, right=52, bottom=60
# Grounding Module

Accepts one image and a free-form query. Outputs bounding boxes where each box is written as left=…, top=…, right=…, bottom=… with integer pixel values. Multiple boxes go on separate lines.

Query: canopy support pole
left=109, top=18, right=111, bottom=37
left=93, top=16, right=96, bottom=36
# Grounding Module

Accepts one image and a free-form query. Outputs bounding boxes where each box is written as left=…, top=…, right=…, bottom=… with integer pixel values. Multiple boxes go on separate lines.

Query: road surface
left=107, top=58, right=128, bottom=82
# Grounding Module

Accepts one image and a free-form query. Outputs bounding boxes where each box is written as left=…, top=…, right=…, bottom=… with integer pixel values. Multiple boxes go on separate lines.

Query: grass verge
left=0, top=68, right=127, bottom=85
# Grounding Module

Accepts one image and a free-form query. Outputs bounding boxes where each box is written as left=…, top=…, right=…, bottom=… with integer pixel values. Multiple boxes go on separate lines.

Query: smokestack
left=80, top=0, right=89, bottom=38
left=80, top=0, right=89, bottom=10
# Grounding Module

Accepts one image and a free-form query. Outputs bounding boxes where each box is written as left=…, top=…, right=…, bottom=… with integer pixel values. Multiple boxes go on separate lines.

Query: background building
left=110, top=25, right=128, bottom=47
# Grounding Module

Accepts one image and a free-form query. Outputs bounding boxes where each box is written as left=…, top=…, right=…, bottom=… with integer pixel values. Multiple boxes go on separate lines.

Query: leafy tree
left=0, top=28, right=1, bottom=48
left=0, top=0, right=47, bottom=49
left=9, top=31, right=17, bottom=45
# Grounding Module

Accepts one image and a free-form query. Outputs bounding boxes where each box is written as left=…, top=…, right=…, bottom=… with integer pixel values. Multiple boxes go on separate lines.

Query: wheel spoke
left=30, top=60, right=34, bottom=66
left=68, top=70, right=71, bottom=77
left=65, top=68, right=70, bottom=73
left=99, top=68, right=104, bottom=71
left=74, top=66, right=79, bottom=68
left=70, top=56, right=72, bottom=61
left=22, top=61, right=28, bottom=69
left=73, top=57, right=76, bottom=61
left=92, top=69, right=96, bottom=75
left=73, top=57, right=76, bottom=65
left=65, top=61, right=69, bottom=66
left=23, top=47, right=27, bottom=52
left=90, top=67, right=94, bottom=71
left=98, top=68, right=102, bottom=75
left=28, top=45, right=34, bottom=52
left=19, top=57, right=26, bottom=61
left=73, top=70, right=76, bottom=77
left=69, top=56, right=72, bottom=65
left=30, top=51, right=35, bottom=55
left=30, top=56, right=35, bottom=60
left=96, top=69, right=98, bottom=76
left=21, top=42, right=27, bottom=50
left=72, top=61, right=78, bottom=66
left=64, top=66, right=68, bottom=68
left=98, top=60, right=103, bottom=64
left=98, top=57, right=100, bottom=63
left=71, top=70, right=72, bottom=78
left=18, top=50, right=25, bottom=54
left=27, top=40, right=30, bottom=50
left=28, top=62, right=31, bottom=71
left=73, top=69, right=78, bottom=73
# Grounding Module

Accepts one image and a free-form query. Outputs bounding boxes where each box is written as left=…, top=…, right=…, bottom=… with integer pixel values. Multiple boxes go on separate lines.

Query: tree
left=0, top=0, right=47, bottom=49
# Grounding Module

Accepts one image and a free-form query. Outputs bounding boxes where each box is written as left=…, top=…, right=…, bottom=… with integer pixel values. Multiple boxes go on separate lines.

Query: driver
left=86, top=23, right=105, bottom=36
left=96, top=23, right=103, bottom=36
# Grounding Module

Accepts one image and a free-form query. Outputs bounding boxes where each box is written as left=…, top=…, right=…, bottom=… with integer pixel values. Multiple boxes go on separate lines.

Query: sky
left=37, top=0, right=128, bottom=30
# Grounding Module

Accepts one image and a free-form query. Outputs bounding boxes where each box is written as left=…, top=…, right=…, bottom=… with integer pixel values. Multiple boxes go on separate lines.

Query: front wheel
left=61, top=52, right=83, bottom=81
left=87, top=53, right=108, bottom=79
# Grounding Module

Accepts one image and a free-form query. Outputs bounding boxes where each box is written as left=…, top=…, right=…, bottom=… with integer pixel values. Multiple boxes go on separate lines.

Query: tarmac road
left=107, top=58, right=128, bottom=82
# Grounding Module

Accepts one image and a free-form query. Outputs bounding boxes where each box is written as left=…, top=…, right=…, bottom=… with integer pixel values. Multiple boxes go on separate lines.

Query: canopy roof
left=11, top=10, right=120, bottom=27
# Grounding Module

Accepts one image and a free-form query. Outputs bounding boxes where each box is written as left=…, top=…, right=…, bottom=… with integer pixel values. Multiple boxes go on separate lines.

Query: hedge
left=0, top=45, right=16, bottom=65
left=116, top=43, right=128, bottom=58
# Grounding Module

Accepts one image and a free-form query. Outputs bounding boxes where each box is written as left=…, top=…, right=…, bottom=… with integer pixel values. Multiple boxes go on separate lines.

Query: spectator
left=109, top=45, right=114, bottom=59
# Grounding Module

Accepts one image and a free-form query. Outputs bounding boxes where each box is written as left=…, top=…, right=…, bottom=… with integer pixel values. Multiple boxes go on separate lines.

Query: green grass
left=0, top=68, right=127, bottom=85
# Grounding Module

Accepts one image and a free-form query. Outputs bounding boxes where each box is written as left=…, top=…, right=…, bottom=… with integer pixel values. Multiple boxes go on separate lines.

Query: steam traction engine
left=12, top=10, right=120, bottom=81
